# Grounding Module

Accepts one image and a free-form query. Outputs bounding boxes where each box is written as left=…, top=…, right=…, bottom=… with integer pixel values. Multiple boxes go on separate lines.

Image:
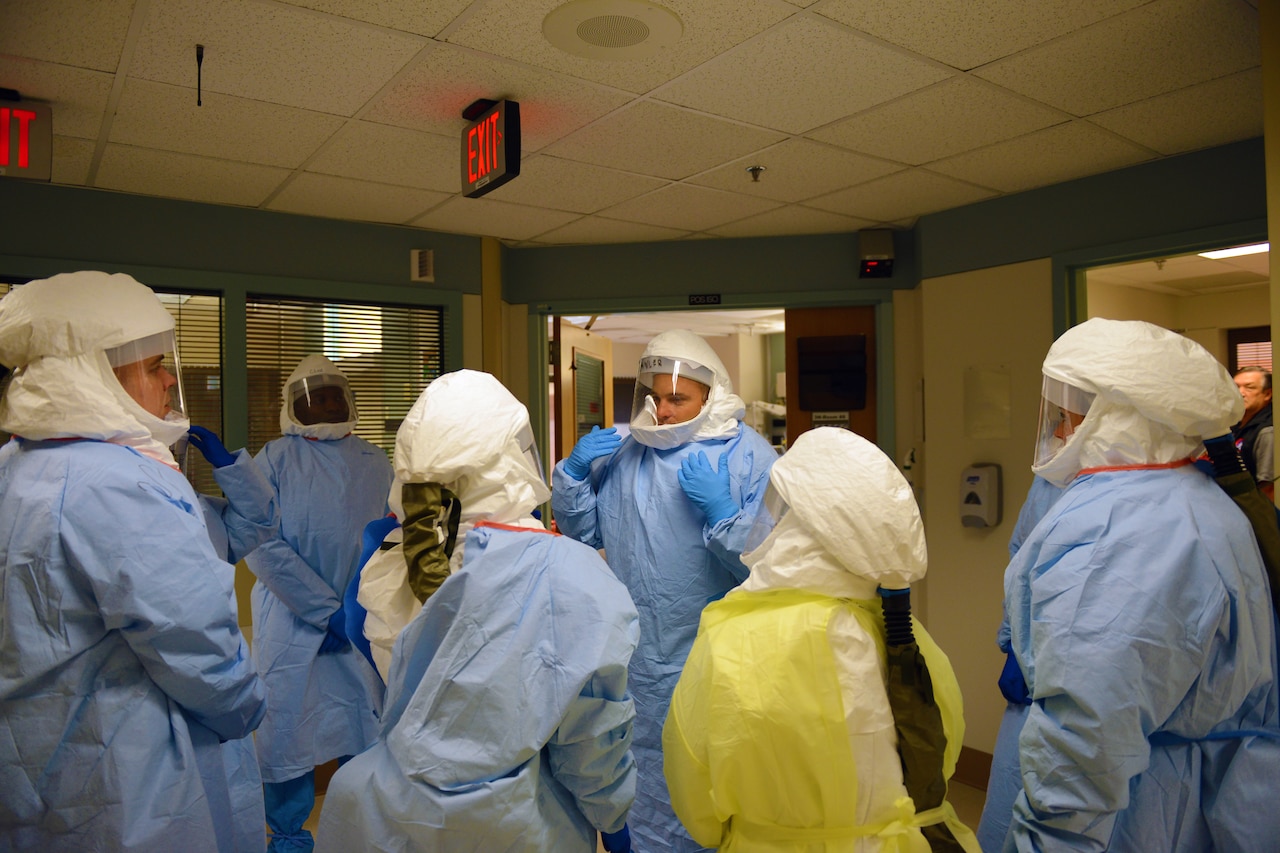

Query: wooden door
left=784, top=305, right=877, bottom=444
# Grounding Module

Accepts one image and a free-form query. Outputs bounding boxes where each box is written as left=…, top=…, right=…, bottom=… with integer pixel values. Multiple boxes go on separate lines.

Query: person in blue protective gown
left=998, top=317, right=1280, bottom=852
left=0, top=271, right=267, bottom=853
left=552, top=329, right=777, bottom=852
left=663, top=427, right=981, bottom=851
left=975, top=475, right=1062, bottom=853
left=187, top=423, right=280, bottom=853
left=246, top=353, right=393, bottom=852
left=316, top=369, right=639, bottom=853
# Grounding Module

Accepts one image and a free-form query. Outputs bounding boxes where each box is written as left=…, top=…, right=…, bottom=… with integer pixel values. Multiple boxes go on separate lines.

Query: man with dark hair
left=1233, top=365, right=1273, bottom=500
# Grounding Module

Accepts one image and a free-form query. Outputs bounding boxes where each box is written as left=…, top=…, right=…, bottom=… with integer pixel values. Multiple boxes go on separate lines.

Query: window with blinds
left=245, top=295, right=446, bottom=459
left=1228, top=325, right=1272, bottom=375
left=0, top=280, right=223, bottom=497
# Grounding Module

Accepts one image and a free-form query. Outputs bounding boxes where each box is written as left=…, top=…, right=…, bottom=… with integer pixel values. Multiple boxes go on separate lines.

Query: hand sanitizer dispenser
left=960, top=464, right=1001, bottom=528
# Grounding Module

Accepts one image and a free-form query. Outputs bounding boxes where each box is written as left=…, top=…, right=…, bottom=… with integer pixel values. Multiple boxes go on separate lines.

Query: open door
left=785, top=306, right=877, bottom=444
left=552, top=317, right=614, bottom=464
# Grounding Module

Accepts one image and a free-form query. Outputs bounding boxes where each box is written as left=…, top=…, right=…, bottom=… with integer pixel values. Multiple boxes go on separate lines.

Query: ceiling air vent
left=543, top=0, right=682, bottom=61
left=410, top=249, right=434, bottom=283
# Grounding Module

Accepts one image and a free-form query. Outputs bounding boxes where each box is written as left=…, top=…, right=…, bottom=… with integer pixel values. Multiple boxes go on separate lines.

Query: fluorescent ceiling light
left=1199, top=242, right=1269, bottom=259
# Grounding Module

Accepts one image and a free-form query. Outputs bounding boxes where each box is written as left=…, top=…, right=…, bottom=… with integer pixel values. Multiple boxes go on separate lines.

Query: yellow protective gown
left=662, top=427, right=979, bottom=853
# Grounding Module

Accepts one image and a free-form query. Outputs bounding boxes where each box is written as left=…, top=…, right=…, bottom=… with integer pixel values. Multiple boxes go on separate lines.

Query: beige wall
left=1086, top=280, right=1267, bottom=365
left=920, top=258, right=1056, bottom=751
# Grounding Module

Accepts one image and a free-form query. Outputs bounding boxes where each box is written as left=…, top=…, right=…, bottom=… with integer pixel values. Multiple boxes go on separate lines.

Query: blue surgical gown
left=1001, top=466, right=1280, bottom=852
left=552, top=423, right=776, bottom=852
left=0, top=438, right=267, bottom=853
left=315, top=522, right=639, bottom=852
left=197, top=448, right=279, bottom=853
left=246, top=434, right=392, bottom=782
left=977, top=476, right=1063, bottom=853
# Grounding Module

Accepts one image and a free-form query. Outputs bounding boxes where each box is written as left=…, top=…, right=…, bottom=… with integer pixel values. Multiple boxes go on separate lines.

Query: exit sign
left=0, top=100, right=52, bottom=182
left=461, top=99, right=520, bottom=198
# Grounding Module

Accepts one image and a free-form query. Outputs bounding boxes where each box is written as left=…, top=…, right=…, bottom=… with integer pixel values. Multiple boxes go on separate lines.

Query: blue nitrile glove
left=319, top=605, right=349, bottom=655
left=188, top=425, right=236, bottom=468
left=678, top=451, right=738, bottom=526
left=601, top=825, right=631, bottom=853
left=997, top=649, right=1031, bottom=706
left=564, top=426, right=622, bottom=481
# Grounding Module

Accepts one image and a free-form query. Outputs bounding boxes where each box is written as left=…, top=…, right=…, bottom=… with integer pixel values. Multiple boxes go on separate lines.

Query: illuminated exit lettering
left=0, top=108, right=36, bottom=168
left=459, top=99, right=521, bottom=198
left=466, top=112, right=502, bottom=184
left=0, top=99, right=53, bottom=182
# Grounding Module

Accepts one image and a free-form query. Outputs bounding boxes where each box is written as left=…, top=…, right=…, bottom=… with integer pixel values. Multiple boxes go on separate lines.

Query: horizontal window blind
left=244, top=295, right=446, bottom=460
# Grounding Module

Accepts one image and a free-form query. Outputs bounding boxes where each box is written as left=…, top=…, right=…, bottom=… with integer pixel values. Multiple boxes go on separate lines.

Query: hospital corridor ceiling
left=0, top=0, right=1264, bottom=248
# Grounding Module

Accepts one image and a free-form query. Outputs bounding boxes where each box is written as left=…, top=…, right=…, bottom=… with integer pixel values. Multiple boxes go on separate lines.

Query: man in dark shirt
left=1233, top=366, right=1274, bottom=500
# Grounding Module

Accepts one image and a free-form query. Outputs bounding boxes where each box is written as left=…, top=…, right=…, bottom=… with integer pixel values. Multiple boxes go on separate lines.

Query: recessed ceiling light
left=1198, top=242, right=1269, bottom=259
left=543, top=0, right=683, bottom=61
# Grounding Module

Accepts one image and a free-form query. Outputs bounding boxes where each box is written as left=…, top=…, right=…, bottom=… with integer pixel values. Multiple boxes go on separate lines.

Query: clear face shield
left=741, top=480, right=789, bottom=558
left=631, top=356, right=714, bottom=427
left=514, top=421, right=547, bottom=487
left=106, top=330, right=187, bottom=424
left=289, top=373, right=356, bottom=426
left=1034, top=376, right=1095, bottom=469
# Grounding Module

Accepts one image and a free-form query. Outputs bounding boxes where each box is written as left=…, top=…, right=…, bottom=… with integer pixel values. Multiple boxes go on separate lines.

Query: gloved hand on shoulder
left=188, top=425, right=236, bottom=468
left=564, top=425, right=622, bottom=481
left=678, top=450, right=738, bottom=526
left=601, top=824, right=631, bottom=853
left=318, top=605, right=349, bottom=655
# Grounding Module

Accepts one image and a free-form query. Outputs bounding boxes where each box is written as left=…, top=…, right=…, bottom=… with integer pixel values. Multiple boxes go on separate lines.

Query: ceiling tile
left=707, top=204, right=876, bottom=238
left=808, top=169, right=996, bottom=222
left=927, top=121, right=1155, bottom=193
left=361, top=43, right=632, bottom=151
left=110, top=78, right=345, bottom=168
left=809, top=77, right=1068, bottom=165
left=446, top=0, right=795, bottom=94
left=307, top=121, right=459, bottom=191
left=0, top=0, right=136, bottom=71
left=973, top=0, right=1260, bottom=115
left=96, top=145, right=292, bottom=207
left=600, top=183, right=781, bottom=231
left=816, top=0, right=1145, bottom=70
left=0, top=56, right=114, bottom=139
left=275, top=0, right=476, bottom=37
left=1089, top=70, right=1263, bottom=156
left=690, top=138, right=902, bottom=202
left=658, top=16, right=951, bottom=134
left=267, top=172, right=451, bottom=223
left=129, top=0, right=426, bottom=115
left=544, top=101, right=784, bottom=180
left=529, top=216, right=692, bottom=246
left=410, top=195, right=579, bottom=241
left=484, top=155, right=667, bottom=213
left=51, top=136, right=95, bottom=185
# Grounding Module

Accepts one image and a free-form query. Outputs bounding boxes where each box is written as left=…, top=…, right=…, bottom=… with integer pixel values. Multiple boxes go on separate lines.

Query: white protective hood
left=742, top=426, right=927, bottom=599
left=629, top=329, right=746, bottom=449
left=1033, top=318, right=1243, bottom=487
left=394, top=369, right=549, bottom=530
left=0, top=271, right=189, bottom=465
left=279, top=353, right=359, bottom=440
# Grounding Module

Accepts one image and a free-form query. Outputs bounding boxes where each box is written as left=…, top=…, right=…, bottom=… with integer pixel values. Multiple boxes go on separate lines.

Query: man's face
left=1235, top=371, right=1272, bottom=418
left=294, top=384, right=351, bottom=425
left=649, top=374, right=709, bottom=425
left=113, top=354, right=177, bottom=419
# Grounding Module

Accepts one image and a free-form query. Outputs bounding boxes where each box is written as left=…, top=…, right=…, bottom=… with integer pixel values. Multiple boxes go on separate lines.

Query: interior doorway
left=547, top=309, right=786, bottom=466
left=1083, top=240, right=1270, bottom=370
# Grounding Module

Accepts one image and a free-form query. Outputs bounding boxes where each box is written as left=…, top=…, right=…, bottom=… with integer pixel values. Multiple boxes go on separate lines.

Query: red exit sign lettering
left=460, top=100, right=520, bottom=198
left=0, top=101, right=53, bottom=182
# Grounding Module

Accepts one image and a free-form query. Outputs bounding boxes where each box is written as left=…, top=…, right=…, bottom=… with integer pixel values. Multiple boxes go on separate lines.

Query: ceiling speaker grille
left=577, top=15, right=650, bottom=48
